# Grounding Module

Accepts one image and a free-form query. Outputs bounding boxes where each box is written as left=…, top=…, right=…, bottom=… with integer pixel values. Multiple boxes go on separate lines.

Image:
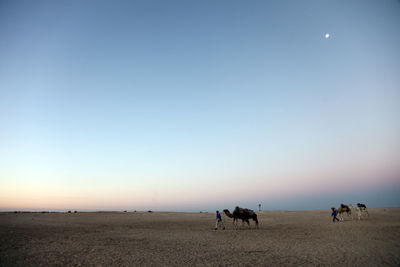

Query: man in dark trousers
left=331, top=207, right=340, bottom=222
left=215, top=210, right=225, bottom=230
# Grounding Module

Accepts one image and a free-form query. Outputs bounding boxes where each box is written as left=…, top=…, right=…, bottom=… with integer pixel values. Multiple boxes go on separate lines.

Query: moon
left=325, top=33, right=330, bottom=39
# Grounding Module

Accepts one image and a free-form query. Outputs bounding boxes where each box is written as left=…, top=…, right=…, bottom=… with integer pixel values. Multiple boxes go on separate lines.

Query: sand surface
left=1, top=208, right=400, bottom=266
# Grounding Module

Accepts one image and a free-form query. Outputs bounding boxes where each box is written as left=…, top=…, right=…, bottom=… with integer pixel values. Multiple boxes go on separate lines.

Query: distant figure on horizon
left=215, top=210, right=225, bottom=230
left=258, top=203, right=261, bottom=212
left=331, top=207, right=339, bottom=222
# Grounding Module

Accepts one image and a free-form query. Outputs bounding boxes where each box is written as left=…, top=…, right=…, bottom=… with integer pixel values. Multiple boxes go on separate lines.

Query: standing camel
left=223, top=206, right=259, bottom=228
left=356, top=203, right=369, bottom=220
left=338, top=203, right=353, bottom=221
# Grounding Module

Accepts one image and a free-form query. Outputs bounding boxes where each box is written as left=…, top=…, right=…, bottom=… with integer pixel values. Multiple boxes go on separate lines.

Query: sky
left=0, top=0, right=399, bottom=212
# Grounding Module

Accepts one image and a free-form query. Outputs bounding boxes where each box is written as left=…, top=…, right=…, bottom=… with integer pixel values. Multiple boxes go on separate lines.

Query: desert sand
left=1, top=208, right=399, bottom=266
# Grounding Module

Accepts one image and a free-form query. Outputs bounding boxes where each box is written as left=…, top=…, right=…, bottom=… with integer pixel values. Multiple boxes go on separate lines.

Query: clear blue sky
left=0, top=0, right=399, bottom=211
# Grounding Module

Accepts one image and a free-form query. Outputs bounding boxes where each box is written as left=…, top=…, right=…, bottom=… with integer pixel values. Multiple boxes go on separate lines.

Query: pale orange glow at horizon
left=1, top=156, right=398, bottom=211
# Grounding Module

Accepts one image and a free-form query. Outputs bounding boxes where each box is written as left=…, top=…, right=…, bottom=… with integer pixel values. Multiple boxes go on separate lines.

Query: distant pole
left=258, top=203, right=261, bottom=212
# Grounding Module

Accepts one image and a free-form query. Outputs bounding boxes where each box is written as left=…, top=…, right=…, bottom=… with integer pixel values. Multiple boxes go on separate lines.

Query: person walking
left=331, top=207, right=340, bottom=222
left=215, top=210, right=225, bottom=230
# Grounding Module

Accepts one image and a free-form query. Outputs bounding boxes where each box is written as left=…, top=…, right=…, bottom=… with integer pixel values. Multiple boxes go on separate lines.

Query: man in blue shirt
left=331, top=207, right=340, bottom=222
left=215, top=210, right=225, bottom=230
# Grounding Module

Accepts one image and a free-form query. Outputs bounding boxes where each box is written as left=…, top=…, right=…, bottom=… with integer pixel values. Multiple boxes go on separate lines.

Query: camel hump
left=245, top=209, right=255, bottom=216
left=236, top=207, right=255, bottom=216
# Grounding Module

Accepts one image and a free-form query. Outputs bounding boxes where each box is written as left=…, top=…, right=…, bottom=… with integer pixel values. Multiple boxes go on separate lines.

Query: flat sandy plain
left=1, top=208, right=400, bottom=266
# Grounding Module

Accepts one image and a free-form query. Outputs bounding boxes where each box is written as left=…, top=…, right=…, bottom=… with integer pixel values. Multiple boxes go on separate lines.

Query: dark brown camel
left=223, top=206, right=259, bottom=228
left=338, top=203, right=352, bottom=221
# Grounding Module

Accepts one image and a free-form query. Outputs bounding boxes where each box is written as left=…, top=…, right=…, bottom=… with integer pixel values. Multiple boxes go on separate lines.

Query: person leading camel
left=331, top=207, right=339, bottom=222
left=215, top=210, right=225, bottom=230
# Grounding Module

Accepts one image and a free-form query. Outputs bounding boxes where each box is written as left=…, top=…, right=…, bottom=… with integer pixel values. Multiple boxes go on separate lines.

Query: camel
left=223, top=206, right=259, bottom=228
left=337, top=203, right=353, bottom=221
left=348, top=203, right=369, bottom=220
left=356, top=203, right=369, bottom=220
left=223, top=207, right=250, bottom=226
left=357, top=203, right=367, bottom=211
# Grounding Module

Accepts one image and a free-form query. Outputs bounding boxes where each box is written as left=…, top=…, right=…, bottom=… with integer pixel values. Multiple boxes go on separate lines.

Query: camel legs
left=232, top=218, right=238, bottom=229
left=232, top=218, right=252, bottom=229
left=338, top=211, right=353, bottom=221
left=356, top=207, right=369, bottom=220
left=345, top=211, right=352, bottom=220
